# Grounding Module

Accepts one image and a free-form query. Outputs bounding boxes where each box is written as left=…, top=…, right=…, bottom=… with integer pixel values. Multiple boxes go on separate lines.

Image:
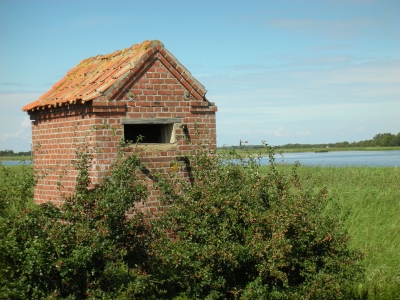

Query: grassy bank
left=275, top=146, right=400, bottom=153
left=0, top=155, right=32, bottom=161
left=223, top=146, right=400, bottom=155
left=259, top=164, right=400, bottom=299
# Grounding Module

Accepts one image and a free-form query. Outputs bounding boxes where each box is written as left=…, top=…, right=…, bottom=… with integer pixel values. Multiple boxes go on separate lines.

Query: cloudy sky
left=1, top=0, right=399, bottom=151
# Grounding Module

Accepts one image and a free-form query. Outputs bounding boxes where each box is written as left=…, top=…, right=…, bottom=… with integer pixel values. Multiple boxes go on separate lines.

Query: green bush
left=152, top=147, right=364, bottom=299
left=0, top=144, right=365, bottom=299
left=0, top=147, right=154, bottom=299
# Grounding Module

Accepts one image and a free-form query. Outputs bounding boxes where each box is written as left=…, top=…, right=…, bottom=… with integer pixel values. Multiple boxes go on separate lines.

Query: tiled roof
left=24, top=40, right=201, bottom=112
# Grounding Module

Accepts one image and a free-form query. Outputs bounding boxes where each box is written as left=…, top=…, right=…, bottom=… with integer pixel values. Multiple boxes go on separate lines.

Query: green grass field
left=0, top=155, right=32, bottom=161
left=260, top=164, right=400, bottom=299
left=0, top=165, right=26, bottom=179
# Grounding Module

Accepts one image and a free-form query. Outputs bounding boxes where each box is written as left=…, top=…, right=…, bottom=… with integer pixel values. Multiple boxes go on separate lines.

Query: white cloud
left=0, top=92, right=38, bottom=151
left=0, top=91, right=42, bottom=111
left=274, top=127, right=289, bottom=137
left=0, top=116, right=31, bottom=140
left=20, top=116, right=31, bottom=128
left=267, top=15, right=396, bottom=40
left=205, top=55, right=400, bottom=146
left=297, top=131, right=311, bottom=137
left=269, top=18, right=378, bottom=32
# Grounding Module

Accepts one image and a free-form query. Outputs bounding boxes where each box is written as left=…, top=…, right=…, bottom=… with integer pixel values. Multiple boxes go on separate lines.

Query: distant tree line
left=0, top=150, right=32, bottom=157
left=220, top=132, right=400, bottom=149
left=276, top=132, right=400, bottom=149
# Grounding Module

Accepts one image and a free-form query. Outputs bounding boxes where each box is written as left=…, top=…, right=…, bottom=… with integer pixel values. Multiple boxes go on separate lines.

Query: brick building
left=22, top=40, right=217, bottom=207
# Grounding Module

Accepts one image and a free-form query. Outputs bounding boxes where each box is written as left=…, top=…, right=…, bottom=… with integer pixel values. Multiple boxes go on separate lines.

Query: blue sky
left=1, top=0, right=399, bottom=151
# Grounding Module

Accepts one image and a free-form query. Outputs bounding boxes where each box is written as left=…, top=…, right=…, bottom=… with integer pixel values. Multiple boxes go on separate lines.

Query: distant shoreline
left=1, top=147, right=400, bottom=161
left=218, top=146, right=400, bottom=154
left=0, top=156, right=32, bottom=161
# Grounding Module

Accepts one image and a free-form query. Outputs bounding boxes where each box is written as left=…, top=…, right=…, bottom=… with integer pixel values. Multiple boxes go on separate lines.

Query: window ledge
left=133, top=143, right=178, bottom=151
left=121, top=118, right=182, bottom=124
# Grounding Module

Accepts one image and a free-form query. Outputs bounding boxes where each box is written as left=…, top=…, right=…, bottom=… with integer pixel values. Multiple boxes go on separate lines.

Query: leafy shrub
left=0, top=147, right=154, bottom=299
left=0, top=144, right=365, bottom=299
left=151, top=146, right=364, bottom=299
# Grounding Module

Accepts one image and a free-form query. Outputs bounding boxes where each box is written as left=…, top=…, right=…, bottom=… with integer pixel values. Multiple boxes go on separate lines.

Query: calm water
left=2, top=151, right=400, bottom=167
left=1, top=160, right=32, bottom=166
left=262, top=150, right=400, bottom=167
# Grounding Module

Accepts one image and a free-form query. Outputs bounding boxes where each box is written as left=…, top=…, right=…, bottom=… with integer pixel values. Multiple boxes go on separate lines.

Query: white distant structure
left=240, top=139, right=248, bottom=147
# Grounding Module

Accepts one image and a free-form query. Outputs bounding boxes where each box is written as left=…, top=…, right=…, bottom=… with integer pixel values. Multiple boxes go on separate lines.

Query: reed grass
left=0, top=155, right=31, bottom=161
left=0, top=165, right=25, bottom=179
left=260, top=164, right=400, bottom=299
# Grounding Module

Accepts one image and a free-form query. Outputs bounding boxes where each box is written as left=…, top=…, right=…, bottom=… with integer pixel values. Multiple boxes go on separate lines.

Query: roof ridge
left=22, top=40, right=210, bottom=113
left=77, top=40, right=163, bottom=65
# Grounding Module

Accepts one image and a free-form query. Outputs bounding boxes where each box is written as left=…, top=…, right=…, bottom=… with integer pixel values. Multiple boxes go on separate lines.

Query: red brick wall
left=29, top=53, right=217, bottom=213
left=31, top=112, right=98, bottom=206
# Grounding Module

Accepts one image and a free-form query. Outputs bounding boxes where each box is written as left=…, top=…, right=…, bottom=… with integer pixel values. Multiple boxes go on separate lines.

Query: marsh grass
left=0, top=165, right=25, bottom=178
left=260, top=165, right=400, bottom=299
left=0, top=155, right=31, bottom=161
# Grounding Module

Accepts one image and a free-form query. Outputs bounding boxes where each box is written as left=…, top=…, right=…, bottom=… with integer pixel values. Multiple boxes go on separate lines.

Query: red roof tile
left=22, top=40, right=207, bottom=112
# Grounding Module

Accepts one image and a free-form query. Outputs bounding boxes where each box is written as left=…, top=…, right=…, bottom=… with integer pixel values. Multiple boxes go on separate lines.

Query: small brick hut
left=22, top=40, right=217, bottom=207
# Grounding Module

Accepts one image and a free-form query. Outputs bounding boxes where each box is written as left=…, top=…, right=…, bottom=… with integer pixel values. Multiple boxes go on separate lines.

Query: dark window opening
left=124, top=123, right=174, bottom=143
